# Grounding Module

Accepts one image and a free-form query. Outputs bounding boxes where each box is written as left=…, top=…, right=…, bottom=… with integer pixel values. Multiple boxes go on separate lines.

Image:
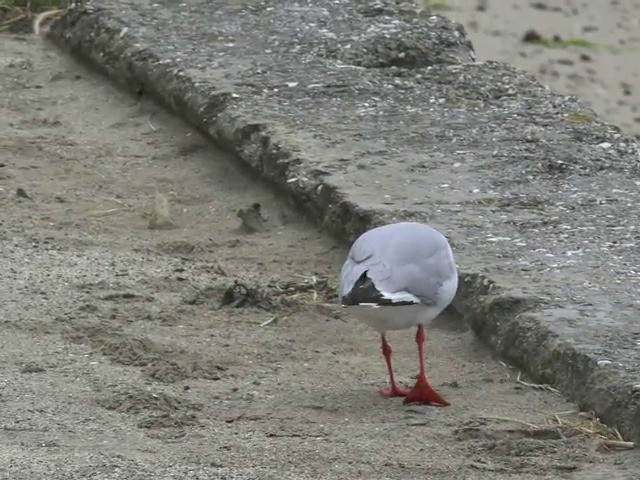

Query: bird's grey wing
left=339, top=222, right=455, bottom=307
left=338, top=238, right=392, bottom=300
left=377, top=246, right=454, bottom=307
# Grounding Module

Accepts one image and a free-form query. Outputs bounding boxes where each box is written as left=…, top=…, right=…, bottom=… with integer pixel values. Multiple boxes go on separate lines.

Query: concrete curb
left=49, top=6, right=640, bottom=443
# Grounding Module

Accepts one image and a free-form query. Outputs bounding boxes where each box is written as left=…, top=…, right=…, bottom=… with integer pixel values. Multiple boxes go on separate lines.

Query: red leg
left=403, top=325, right=450, bottom=407
left=379, top=334, right=410, bottom=398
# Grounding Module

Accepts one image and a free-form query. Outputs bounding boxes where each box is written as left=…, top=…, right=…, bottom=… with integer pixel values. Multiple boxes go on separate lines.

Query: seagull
left=338, top=221, right=458, bottom=407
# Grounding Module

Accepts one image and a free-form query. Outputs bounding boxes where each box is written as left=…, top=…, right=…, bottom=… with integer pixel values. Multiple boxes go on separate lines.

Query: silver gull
left=338, top=221, right=458, bottom=406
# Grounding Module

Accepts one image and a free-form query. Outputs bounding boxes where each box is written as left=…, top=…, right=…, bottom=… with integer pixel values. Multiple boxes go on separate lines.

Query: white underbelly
left=345, top=303, right=447, bottom=333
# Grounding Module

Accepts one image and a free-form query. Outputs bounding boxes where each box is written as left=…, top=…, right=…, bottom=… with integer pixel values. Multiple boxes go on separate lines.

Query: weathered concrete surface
left=50, top=0, right=640, bottom=442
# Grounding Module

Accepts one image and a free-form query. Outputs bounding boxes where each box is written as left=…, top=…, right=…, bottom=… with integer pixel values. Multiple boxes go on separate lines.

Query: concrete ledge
left=50, top=0, right=640, bottom=442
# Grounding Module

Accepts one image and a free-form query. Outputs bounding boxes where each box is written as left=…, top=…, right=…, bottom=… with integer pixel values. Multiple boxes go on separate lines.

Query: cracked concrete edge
left=48, top=9, right=640, bottom=443
left=456, top=275, right=640, bottom=443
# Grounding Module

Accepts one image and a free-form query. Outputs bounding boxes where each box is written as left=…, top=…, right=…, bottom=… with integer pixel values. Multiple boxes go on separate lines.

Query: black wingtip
left=340, top=271, right=417, bottom=307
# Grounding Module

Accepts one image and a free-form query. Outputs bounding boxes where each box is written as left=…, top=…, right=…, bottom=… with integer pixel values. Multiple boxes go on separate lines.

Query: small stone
left=522, top=29, right=542, bottom=44
left=20, top=364, right=45, bottom=374
left=148, top=191, right=175, bottom=230
left=530, top=2, right=549, bottom=10
left=476, top=0, right=487, bottom=12
left=16, top=187, right=31, bottom=199
left=236, top=203, right=266, bottom=233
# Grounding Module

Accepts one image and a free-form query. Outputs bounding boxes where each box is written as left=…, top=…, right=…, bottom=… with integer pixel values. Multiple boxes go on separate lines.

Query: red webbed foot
left=403, top=376, right=450, bottom=407
left=400, top=324, right=451, bottom=407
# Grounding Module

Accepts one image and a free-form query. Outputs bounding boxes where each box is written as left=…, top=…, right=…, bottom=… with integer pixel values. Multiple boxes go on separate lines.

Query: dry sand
left=0, top=3, right=640, bottom=479
left=442, top=0, right=640, bottom=139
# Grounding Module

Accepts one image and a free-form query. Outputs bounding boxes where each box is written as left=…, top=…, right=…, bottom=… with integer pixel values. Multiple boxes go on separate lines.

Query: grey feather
left=339, top=222, right=456, bottom=307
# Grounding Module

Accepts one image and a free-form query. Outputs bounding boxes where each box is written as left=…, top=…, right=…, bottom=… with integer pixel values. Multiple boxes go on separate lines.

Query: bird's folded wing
left=339, top=247, right=446, bottom=308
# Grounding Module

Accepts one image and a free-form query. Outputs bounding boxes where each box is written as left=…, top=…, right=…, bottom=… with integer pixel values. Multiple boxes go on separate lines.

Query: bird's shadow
left=430, top=309, right=469, bottom=333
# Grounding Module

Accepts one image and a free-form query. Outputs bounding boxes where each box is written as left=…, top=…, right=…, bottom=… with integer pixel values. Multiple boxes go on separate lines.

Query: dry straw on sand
left=148, top=191, right=175, bottom=230
left=0, top=0, right=66, bottom=34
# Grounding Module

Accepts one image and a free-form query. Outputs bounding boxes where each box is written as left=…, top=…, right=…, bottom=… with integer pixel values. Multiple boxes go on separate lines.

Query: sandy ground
left=1, top=30, right=639, bottom=480
left=442, top=0, right=640, bottom=139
